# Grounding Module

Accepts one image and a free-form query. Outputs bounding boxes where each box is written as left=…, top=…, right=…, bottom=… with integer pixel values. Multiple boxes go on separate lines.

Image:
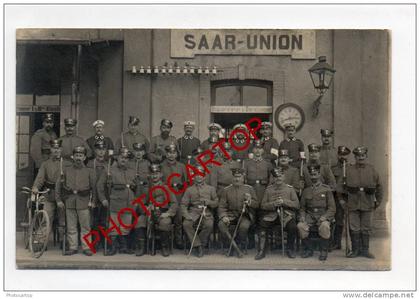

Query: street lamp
left=308, top=56, right=336, bottom=118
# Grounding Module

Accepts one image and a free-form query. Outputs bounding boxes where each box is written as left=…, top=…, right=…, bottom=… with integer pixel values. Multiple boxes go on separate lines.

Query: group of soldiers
left=29, top=112, right=383, bottom=261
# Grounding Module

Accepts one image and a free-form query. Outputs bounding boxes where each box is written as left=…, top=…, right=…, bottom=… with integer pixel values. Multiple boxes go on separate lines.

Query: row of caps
left=131, top=65, right=218, bottom=75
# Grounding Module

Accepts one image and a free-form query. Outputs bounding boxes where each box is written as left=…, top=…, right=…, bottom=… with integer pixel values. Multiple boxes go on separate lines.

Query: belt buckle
left=313, top=208, right=318, bottom=212
left=359, top=187, right=364, bottom=192
left=73, top=190, right=78, bottom=195
left=256, top=180, right=260, bottom=184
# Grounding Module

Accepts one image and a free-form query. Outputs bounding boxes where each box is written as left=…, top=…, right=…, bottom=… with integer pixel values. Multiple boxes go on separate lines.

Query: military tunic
left=55, top=163, right=96, bottom=250
left=303, top=161, right=337, bottom=191
left=115, top=131, right=150, bottom=156
left=231, top=138, right=252, bottom=161
left=320, top=145, right=338, bottom=166
left=279, top=138, right=305, bottom=168
left=337, top=163, right=382, bottom=234
left=149, top=135, right=177, bottom=163
left=86, top=135, right=114, bottom=160
left=60, top=135, right=92, bottom=161
left=181, top=183, right=218, bottom=247
left=244, top=158, right=273, bottom=202
left=298, top=182, right=335, bottom=239
left=270, top=166, right=301, bottom=194
left=30, top=128, right=58, bottom=168
left=177, top=136, right=201, bottom=164
left=211, top=159, right=241, bottom=196
left=331, top=161, right=346, bottom=227
left=200, top=138, right=218, bottom=151
left=261, top=137, right=280, bottom=164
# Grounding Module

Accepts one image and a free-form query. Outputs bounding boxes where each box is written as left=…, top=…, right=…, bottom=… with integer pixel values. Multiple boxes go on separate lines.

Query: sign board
left=211, top=106, right=273, bottom=113
left=171, top=29, right=316, bottom=59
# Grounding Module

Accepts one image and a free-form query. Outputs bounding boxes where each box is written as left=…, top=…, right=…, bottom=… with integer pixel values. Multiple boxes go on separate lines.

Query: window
left=211, top=80, right=272, bottom=107
left=16, top=114, right=30, bottom=170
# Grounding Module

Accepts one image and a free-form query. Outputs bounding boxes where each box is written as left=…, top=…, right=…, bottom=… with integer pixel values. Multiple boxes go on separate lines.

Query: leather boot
left=106, top=236, right=118, bottom=256
left=119, top=235, right=130, bottom=254
left=360, top=233, right=375, bottom=259
left=254, top=231, right=267, bottom=260
left=301, top=239, right=313, bottom=258
left=319, top=238, right=329, bottom=261
left=347, top=231, right=361, bottom=258
left=333, top=225, right=343, bottom=250
left=287, top=243, right=296, bottom=259
left=160, top=231, right=170, bottom=257
left=135, top=228, right=146, bottom=256
left=240, top=239, right=248, bottom=255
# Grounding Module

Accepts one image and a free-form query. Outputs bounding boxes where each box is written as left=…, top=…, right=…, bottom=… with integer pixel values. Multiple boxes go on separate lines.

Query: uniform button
left=256, top=180, right=260, bottom=184
left=73, top=190, right=78, bottom=195
left=314, top=208, right=318, bottom=212
left=126, top=184, right=130, bottom=188
left=359, top=187, right=364, bottom=191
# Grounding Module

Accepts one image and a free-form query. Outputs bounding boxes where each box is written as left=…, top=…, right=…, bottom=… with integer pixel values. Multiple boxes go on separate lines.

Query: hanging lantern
left=190, top=66, right=195, bottom=74
left=204, top=67, right=210, bottom=75
left=139, top=66, right=145, bottom=74
left=197, top=67, right=203, bottom=74
left=308, top=56, right=336, bottom=96
left=161, top=65, right=167, bottom=75
left=146, top=66, right=152, bottom=74
left=168, top=65, right=173, bottom=74
left=212, top=66, right=217, bottom=75
left=131, top=66, right=137, bottom=74
left=175, top=66, right=181, bottom=74
left=154, top=66, right=159, bottom=74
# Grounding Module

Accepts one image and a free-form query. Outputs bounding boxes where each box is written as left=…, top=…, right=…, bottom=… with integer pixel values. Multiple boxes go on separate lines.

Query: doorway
left=212, top=113, right=270, bottom=139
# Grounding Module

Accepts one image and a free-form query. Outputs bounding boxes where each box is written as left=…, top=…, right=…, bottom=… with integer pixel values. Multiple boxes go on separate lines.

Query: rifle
left=188, top=204, right=207, bottom=257
left=59, top=157, right=66, bottom=255
left=146, top=205, right=156, bottom=255
left=342, top=159, right=351, bottom=257
left=299, top=159, right=304, bottom=196
left=276, top=202, right=285, bottom=257
left=226, top=200, right=247, bottom=257
left=104, top=150, right=113, bottom=255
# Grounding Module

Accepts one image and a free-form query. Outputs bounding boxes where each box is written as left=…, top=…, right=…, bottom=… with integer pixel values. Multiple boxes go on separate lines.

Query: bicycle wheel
left=29, top=210, right=50, bottom=258
left=20, top=199, right=32, bottom=249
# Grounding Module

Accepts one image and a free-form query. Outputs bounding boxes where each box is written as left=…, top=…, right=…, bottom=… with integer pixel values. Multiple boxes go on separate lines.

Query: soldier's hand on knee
left=102, top=200, right=109, bottom=208
left=319, top=216, right=327, bottom=223
left=31, top=186, right=39, bottom=194
left=222, top=217, right=230, bottom=225
left=57, top=201, right=65, bottom=209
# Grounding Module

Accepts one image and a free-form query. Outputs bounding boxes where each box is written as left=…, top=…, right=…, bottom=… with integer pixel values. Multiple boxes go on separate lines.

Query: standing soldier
left=330, top=146, right=351, bottom=250
left=181, top=165, right=219, bottom=257
left=319, top=129, right=338, bottom=166
left=149, top=119, right=177, bottom=164
left=259, top=121, right=279, bottom=165
left=32, top=139, right=67, bottom=241
left=279, top=123, right=305, bottom=168
left=30, top=113, right=58, bottom=174
left=340, top=146, right=382, bottom=259
left=298, top=165, right=336, bottom=261
left=177, top=121, right=201, bottom=164
left=231, top=123, right=252, bottom=162
left=115, top=116, right=150, bottom=158
left=145, top=164, right=178, bottom=257
left=86, top=120, right=114, bottom=161
left=218, top=168, right=258, bottom=257
left=161, top=143, right=187, bottom=249
left=211, top=142, right=241, bottom=196
left=56, top=145, right=96, bottom=256
left=86, top=140, right=109, bottom=250
left=97, top=147, right=138, bottom=255
left=255, top=168, right=300, bottom=260
left=276, top=149, right=302, bottom=194
left=244, top=140, right=273, bottom=202
left=303, top=144, right=337, bottom=190
left=60, top=118, right=92, bottom=162
left=201, top=123, right=222, bottom=150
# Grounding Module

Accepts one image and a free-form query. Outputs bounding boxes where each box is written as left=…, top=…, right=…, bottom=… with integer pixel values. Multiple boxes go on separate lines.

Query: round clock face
left=274, top=103, right=305, bottom=132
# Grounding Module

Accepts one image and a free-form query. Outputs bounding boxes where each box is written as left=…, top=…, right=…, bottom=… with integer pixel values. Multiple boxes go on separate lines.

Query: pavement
left=16, top=232, right=391, bottom=270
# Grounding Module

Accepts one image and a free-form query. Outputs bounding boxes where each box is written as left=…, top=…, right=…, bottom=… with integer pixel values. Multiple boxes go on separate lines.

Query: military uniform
left=86, top=136, right=114, bottom=159
left=298, top=169, right=336, bottom=260
left=319, top=129, right=338, bottom=166
left=200, top=123, right=222, bottom=151
left=149, top=135, right=177, bottom=163
left=256, top=169, right=300, bottom=259
left=177, top=121, right=201, bottom=164
left=211, top=159, right=241, bottom=196
left=56, top=146, right=96, bottom=254
left=244, top=156, right=273, bottom=202
left=338, top=146, right=382, bottom=258
left=30, top=114, right=58, bottom=169
left=181, top=182, right=218, bottom=252
left=302, top=161, right=337, bottom=190
left=115, top=132, right=150, bottom=157
left=258, top=122, right=280, bottom=164
left=218, top=170, right=258, bottom=255
left=279, top=137, right=305, bottom=168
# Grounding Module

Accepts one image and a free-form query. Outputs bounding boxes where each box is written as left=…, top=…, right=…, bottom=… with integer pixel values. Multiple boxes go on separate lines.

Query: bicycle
left=20, top=186, right=51, bottom=258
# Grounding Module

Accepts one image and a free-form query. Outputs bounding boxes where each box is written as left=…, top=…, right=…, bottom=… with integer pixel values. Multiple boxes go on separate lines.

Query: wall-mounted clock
left=274, top=103, right=305, bottom=132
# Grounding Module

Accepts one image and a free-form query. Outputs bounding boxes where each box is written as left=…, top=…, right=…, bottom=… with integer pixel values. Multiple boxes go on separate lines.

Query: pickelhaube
left=42, top=113, right=54, bottom=122
left=149, top=163, right=162, bottom=173
left=261, top=121, right=273, bottom=128
left=353, top=146, right=368, bottom=156
left=253, top=139, right=264, bottom=148
left=132, top=142, right=146, bottom=151
left=320, top=129, right=334, bottom=137
left=165, top=143, right=177, bottom=152
left=64, top=118, right=77, bottom=126
left=271, top=167, right=285, bottom=178
left=94, top=140, right=106, bottom=149
left=208, top=123, right=222, bottom=131
left=231, top=168, right=245, bottom=176
left=161, top=119, right=173, bottom=128
left=49, top=139, right=62, bottom=148
left=128, top=116, right=140, bottom=126
left=119, top=146, right=130, bottom=157
left=73, top=145, right=87, bottom=154
left=278, top=149, right=289, bottom=157
left=337, top=145, right=351, bottom=156
left=308, top=143, right=321, bottom=153
left=308, top=164, right=321, bottom=174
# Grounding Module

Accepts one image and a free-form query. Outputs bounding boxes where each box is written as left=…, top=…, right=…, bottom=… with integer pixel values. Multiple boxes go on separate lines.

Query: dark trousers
left=259, top=218, right=297, bottom=250
left=183, top=217, right=214, bottom=247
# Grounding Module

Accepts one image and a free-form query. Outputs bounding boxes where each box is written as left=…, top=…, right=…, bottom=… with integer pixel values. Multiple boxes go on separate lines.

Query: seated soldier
left=218, top=168, right=258, bottom=257
left=298, top=164, right=336, bottom=261
left=256, top=168, right=300, bottom=260
left=181, top=165, right=218, bottom=257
